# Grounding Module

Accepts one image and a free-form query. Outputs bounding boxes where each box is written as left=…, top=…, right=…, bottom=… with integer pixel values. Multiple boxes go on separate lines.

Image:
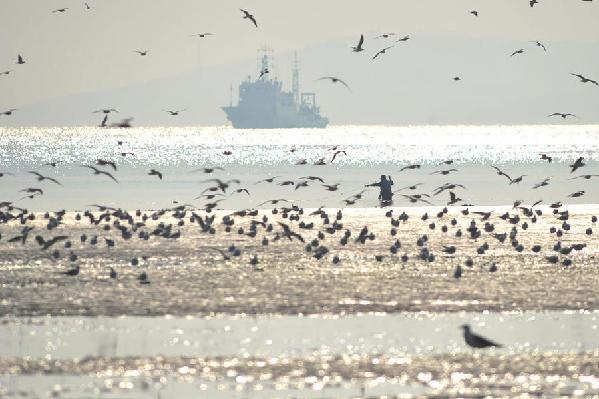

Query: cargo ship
left=222, top=52, right=328, bottom=129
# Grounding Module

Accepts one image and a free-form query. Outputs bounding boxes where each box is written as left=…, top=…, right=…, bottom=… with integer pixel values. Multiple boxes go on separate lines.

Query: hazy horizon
left=1, top=0, right=598, bottom=126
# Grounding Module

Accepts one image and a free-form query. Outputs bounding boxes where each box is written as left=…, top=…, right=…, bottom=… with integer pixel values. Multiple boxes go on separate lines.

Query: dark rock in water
left=586, top=228, right=593, bottom=235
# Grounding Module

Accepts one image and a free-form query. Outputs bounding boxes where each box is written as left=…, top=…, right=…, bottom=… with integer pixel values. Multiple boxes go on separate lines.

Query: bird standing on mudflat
left=460, top=325, right=503, bottom=348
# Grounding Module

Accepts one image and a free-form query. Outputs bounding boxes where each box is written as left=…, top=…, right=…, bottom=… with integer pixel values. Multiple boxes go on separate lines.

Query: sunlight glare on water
left=1, top=125, right=598, bottom=167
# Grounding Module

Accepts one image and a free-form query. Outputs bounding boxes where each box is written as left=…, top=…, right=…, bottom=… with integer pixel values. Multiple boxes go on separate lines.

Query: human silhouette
left=366, top=175, right=394, bottom=203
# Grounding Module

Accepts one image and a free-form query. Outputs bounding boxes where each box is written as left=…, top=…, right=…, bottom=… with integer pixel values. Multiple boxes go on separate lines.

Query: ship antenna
left=292, top=52, right=300, bottom=106
left=229, top=84, right=233, bottom=107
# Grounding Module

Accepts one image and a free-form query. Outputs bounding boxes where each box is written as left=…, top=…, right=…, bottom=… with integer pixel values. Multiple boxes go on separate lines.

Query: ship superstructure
left=222, top=52, right=328, bottom=129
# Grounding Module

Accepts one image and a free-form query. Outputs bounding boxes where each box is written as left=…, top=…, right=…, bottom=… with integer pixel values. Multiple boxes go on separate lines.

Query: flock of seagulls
left=1, top=2, right=598, bottom=354
left=2, top=3, right=596, bottom=124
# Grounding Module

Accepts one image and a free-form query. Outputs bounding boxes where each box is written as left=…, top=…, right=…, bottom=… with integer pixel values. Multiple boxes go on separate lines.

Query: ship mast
left=292, top=52, right=300, bottom=106
left=257, top=47, right=274, bottom=80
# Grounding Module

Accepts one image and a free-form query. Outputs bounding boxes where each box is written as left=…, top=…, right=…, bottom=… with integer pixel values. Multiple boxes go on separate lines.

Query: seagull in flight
left=539, top=153, right=552, bottom=163
left=96, top=159, right=117, bottom=170
left=191, top=33, right=213, bottom=38
left=529, top=40, right=547, bottom=51
left=375, top=33, right=395, bottom=39
left=532, top=177, right=551, bottom=189
left=240, top=9, right=258, bottom=27
left=394, top=35, right=410, bottom=42
left=1, top=109, right=17, bottom=116
left=148, top=169, right=163, bottom=179
left=16, top=55, right=25, bottom=64
left=510, top=49, right=524, bottom=57
left=0, top=70, right=12, bottom=76
left=93, top=108, right=118, bottom=114
left=570, top=73, right=598, bottom=85
left=569, top=174, right=599, bottom=180
left=330, top=150, right=347, bottom=163
left=259, top=68, right=269, bottom=78
left=135, top=50, right=150, bottom=56
left=569, top=157, right=585, bottom=173
left=372, top=46, right=394, bottom=61
left=469, top=10, right=479, bottom=16
left=548, top=113, right=576, bottom=119
left=164, top=109, right=186, bottom=116
left=52, top=8, right=69, bottom=13
left=351, top=34, right=365, bottom=52
left=530, top=0, right=539, bottom=7
left=317, top=77, right=352, bottom=92
left=81, top=165, right=119, bottom=182
left=491, top=165, right=512, bottom=182
left=28, top=171, right=62, bottom=186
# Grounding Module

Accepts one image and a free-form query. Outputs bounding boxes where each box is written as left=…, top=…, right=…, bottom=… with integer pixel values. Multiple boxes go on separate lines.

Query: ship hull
left=222, top=106, right=328, bottom=129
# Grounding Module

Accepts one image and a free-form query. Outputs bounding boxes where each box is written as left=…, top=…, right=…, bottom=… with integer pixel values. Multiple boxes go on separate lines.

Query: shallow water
left=1, top=312, right=598, bottom=398
left=2, top=125, right=599, bottom=398
left=1, top=312, right=597, bottom=359
left=1, top=125, right=598, bottom=210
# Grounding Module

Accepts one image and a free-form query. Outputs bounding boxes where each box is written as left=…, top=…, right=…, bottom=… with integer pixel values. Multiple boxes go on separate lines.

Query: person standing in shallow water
left=366, top=175, right=394, bottom=204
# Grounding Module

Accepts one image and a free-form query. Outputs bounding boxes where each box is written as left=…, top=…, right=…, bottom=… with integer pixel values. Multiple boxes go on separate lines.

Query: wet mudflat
left=0, top=207, right=598, bottom=317
left=1, top=206, right=599, bottom=398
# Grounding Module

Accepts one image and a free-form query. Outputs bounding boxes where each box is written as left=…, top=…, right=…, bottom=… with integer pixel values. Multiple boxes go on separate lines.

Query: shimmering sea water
left=1, top=125, right=599, bottom=398
left=0, top=125, right=598, bottom=210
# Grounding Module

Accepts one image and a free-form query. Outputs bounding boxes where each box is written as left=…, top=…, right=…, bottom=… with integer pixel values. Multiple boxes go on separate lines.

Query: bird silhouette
left=240, top=9, right=258, bottom=27
left=569, top=157, right=585, bottom=173
left=164, top=109, right=186, bottom=116
left=317, top=77, right=352, bottom=92
left=148, top=169, right=163, bottom=179
left=96, top=159, right=117, bottom=170
left=548, top=113, right=576, bottom=119
left=93, top=108, right=118, bottom=114
left=460, top=325, right=503, bottom=348
left=351, top=34, right=365, bottom=52
left=372, top=46, right=393, bottom=60
left=570, top=73, right=598, bottom=85
left=530, top=40, right=547, bottom=51
left=28, top=171, right=62, bottom=185
left=81, top=165, right=119, bottom=182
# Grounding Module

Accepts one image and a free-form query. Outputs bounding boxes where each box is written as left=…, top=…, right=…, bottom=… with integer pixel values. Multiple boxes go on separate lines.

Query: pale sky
left=1, top=0, right=598, bottom=126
